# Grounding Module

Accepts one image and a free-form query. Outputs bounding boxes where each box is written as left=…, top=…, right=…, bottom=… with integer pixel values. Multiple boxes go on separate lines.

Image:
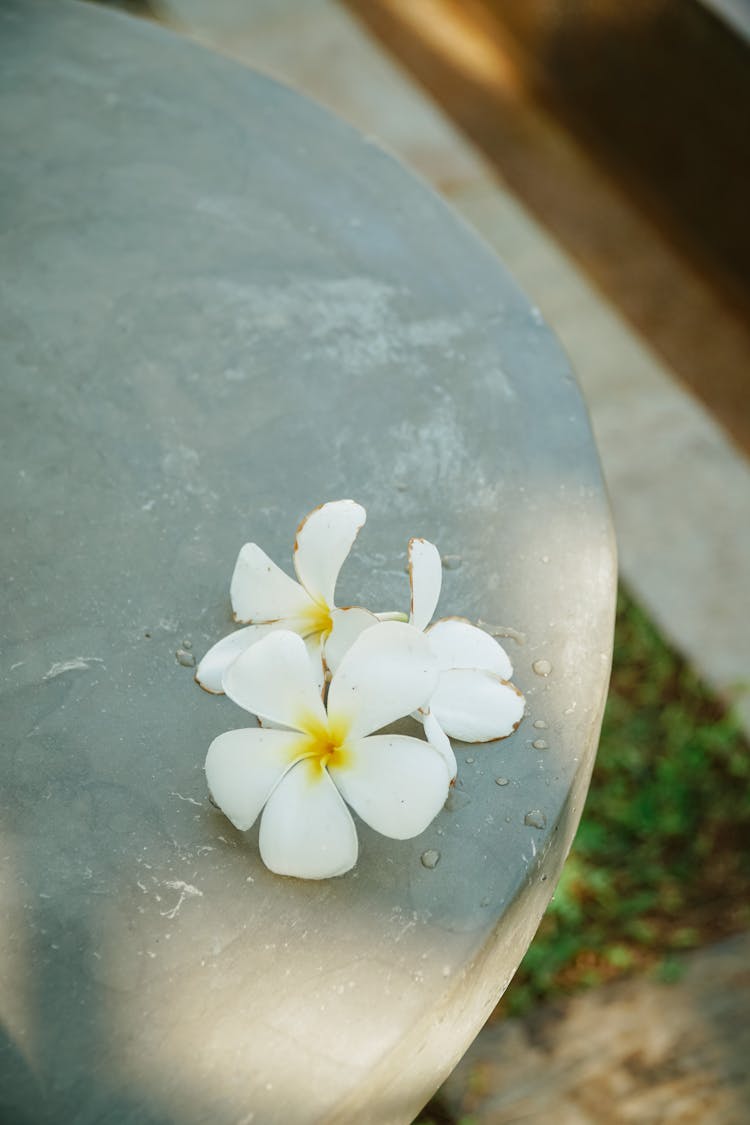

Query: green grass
left=417, top=586, right=750, bottom=1122
left=499, top=585, right=750, bottom=1016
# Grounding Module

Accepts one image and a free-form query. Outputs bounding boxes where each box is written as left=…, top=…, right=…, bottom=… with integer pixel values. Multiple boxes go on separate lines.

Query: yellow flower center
left=294, top=713, right=352, bottom=779
left=298, top=599, right=333, bottom=638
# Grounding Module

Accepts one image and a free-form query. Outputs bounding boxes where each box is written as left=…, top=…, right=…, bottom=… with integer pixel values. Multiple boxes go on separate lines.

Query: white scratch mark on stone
left=160, top=880, right=203, bottom=920
left=44, top=657, right=104, bottom=680
left=171, top=792, right=203, bottom=807
left=393, top=918, right=417, bottom=943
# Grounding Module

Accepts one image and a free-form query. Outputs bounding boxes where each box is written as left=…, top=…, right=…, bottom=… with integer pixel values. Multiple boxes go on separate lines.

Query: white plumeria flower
left=408, top=538, right=525, bottom=779
left=195, top=499, right=381, bottom=694
left=205, top=621, right=450, bottom=880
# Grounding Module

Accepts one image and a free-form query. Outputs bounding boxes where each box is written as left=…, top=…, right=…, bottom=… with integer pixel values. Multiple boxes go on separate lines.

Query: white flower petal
left=430, top=668, right=525, bottom=743
left=426, top=617, right=513, bottom=679
left=293, top=499, right=366, bottom=608
left=324, top=606, right=379, bottom=677
left=422, top=708, right=458, bottom=781
left=223, top=630, right=327, bottom=731
left=408, top=537, right=442, bottom=631
left=230, top=542, right=314, bottom=624
left=257, top=714, right=291, bottom=730
left=304, top=632, right=326, bottom=696
left=327, top=621, right=438, bottom=740
left=194, top=623, right=283, bottom=694
left=331, top=734, right=449, bottom=839
left=254, top=638, right=325, bottom=728
left=259, top=759, right=358, bottom=879
left=205, top=728, right=306, bottom=831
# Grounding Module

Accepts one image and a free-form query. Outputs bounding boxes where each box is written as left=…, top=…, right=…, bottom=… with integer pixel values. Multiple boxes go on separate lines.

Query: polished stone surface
left=0, top=2, right=615, bottom=1122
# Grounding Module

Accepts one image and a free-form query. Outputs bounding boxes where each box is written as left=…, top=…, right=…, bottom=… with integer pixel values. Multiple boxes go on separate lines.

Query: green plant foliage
left=500, top=585, right=750, bottom=1017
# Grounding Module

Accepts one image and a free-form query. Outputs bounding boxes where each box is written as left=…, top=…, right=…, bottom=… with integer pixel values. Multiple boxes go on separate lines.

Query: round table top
left=0, top=2, right=615, bottom=1122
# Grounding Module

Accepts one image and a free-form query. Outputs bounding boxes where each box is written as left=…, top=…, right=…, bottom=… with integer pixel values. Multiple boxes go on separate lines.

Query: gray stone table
left=0, top=2, right=616, bottom=1122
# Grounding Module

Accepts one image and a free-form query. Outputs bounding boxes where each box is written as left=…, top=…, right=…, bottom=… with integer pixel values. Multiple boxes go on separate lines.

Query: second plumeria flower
left=408, top=537, right=525, bottom=777
left=196, top=499, right=381, bottom=693
left=205, top=621, right=450, bottom=879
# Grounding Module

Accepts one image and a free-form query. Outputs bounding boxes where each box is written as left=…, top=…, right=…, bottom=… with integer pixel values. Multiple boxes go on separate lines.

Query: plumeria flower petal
left=293, top=500, right=366, bottom=609
left=426, top=616, right=513, bottom=680
left=422, top=707, right=458, bottom=781
left=408, top=537, right=442, bottom=631
left=303, top=633, right=327, bottom=695
left=407, top=536, right=524, bottom=744
left=259, top=763, right=359, bottom=880
left=195, top=623, right=285, bottom=695
left=324, top=606, right=380, bottom=677
left=199, top=627, right=326, bottom=703
left=331, top=733, right=449, bottom=838
left=255, top=634, right=327, bottom=728
left=223, top=629, right=328, bottom=730
left=205, top=623, right=448, bottom=880
left=195, top=499, right=366, bottom=695
left=430, top=668, right=525, bottom=743
left=231, top=542, right=315, bottom=626
left=205, top=727, right=303, bottom=830
left=327, top=619, right=439, bottom=741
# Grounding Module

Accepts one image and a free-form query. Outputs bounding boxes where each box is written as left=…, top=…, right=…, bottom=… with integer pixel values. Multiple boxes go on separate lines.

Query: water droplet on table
left=533, top=719, right=548, bottom=730
left=441, top=554, right=462, bottom=570
left=495, top=776, right=509, bottom=786
left=532, top=659, right=552, bottom=676
left=175, top=649, right=195, bottom=668
left=524, top=810, right=547, bottom=829
left=465, top=756, right=475, bottom=764
left=420, top=849, right=440, bottom=869
left=532, top=739, right=549, bottom=750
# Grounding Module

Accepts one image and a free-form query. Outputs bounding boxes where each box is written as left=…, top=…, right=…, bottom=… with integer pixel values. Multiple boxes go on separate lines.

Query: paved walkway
left=347, top=0, right=750, bottom=458
left=440, top=933, right=750, bottom=1124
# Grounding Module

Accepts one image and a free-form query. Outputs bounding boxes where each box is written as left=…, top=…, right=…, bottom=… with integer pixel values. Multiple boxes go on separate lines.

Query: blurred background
left=98, top=2, right=750, bottom=1120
